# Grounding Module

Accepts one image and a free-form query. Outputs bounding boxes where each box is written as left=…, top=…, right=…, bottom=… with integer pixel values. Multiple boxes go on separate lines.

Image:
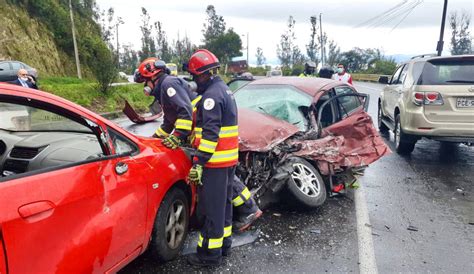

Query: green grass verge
left=39, top=77, right=153, bottom=114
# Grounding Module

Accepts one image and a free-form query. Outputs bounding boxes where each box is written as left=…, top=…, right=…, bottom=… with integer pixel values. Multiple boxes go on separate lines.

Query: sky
left=96, top=0, right=474, bottom=65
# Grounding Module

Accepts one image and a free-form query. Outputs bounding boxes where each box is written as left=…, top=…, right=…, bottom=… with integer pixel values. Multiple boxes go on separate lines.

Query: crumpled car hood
left=238, top=108, right=300, bottom=152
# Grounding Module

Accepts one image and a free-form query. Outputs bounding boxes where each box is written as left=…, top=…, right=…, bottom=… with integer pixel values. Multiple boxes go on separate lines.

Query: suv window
left=390, top=65, right=405, bottom=84
left=0, top=62, right=10, bottom=70
left=334, top=86, right=362, bottom=117
left=11, top=62, right=21, bottom=70
left=399, top=64, right=410, bottom=84
left=417, top=59, right=474, bottom=85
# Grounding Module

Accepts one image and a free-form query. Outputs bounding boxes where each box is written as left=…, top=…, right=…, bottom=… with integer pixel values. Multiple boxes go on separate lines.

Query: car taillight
left=412, top=92, right=444, bottom=106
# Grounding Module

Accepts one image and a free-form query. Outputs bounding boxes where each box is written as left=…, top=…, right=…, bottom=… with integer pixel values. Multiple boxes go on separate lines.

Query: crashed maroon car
left=234, top=77, right=390, bottom=209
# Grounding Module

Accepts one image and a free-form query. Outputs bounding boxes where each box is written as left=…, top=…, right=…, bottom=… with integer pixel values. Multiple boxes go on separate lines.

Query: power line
left=356, top=0, right=408, bottom=28
left=390, top=0, right=423, bottom=32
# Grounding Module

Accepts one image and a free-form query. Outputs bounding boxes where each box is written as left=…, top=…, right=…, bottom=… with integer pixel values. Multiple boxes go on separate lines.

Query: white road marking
left=354, top=183, right=378, bottom=274
left=354, top=83, right=384, bottom=92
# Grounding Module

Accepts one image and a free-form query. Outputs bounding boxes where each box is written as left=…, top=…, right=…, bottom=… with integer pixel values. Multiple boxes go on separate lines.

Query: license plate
left=456, top=97, right=474, bottom=108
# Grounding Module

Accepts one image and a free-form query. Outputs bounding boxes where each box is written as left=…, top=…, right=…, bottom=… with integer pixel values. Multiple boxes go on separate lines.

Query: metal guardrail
left=351, top=74, right=391, bottom=83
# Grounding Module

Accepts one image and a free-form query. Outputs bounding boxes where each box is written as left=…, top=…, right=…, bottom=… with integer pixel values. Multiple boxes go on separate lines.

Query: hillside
left=0, top=0, right=109, bottom=78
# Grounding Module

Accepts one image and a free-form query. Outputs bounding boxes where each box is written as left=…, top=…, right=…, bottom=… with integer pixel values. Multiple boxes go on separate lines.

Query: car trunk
left=419, top=85, right=474, bottom=123
left=418, top=56, right=474, bottom=123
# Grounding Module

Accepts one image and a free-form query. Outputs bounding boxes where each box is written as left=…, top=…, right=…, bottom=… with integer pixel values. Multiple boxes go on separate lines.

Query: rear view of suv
left=378, top=54, right=474, bottom=154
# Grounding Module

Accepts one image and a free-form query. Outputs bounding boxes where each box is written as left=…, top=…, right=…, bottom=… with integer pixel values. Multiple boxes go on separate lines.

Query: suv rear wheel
left=394, top=114, right=416, bottom=154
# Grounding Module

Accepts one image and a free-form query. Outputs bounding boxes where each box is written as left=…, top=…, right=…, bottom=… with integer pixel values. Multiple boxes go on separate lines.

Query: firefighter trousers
left=196, top=166, right=235, bottom=261
left=232, top=175, right=258, bottom=216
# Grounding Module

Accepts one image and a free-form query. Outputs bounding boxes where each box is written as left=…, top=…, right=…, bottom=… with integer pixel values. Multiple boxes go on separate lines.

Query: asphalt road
left=118, top=81, right=473, bottom=273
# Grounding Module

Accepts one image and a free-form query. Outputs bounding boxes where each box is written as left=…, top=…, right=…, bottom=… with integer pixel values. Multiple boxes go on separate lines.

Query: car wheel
left=394, top=114, right=416, bottom=154
left=150, top=187, right=189, bottom=262
left=377, top=103, right=389, bottom=133
left=286, top=157, right=327, bottom=208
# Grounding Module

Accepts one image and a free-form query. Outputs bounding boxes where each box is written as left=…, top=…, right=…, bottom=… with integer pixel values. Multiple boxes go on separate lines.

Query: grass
left=39, top=77, right=154, bottom=114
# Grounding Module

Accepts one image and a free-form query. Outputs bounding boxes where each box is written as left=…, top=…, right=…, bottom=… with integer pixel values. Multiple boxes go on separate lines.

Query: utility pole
left=436, top=0, right=448, bottom=56
left=69, top=0, right=81, bottom=79
left=115, top=17, right=124, bottom=68
left=319, top=13, right=324, bottom=65
left=246, top=32, right=249, bottom=67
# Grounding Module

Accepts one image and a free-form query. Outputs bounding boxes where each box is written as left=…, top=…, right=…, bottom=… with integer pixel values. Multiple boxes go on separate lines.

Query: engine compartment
left=0, top=129, right=102, bottom=178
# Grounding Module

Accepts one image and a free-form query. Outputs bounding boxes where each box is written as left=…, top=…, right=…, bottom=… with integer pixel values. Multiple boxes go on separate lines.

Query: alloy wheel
left=291, top=163, right=321, bottom=197
left=165, top=200, right=186, bottom=249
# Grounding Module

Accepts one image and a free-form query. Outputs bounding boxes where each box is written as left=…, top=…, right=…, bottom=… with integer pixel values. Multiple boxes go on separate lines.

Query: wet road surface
left=118, top=81, right=473, bottom=273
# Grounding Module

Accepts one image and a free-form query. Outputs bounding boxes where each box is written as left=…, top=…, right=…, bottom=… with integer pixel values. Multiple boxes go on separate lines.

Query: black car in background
left=0, top=61, right=38, bottom=82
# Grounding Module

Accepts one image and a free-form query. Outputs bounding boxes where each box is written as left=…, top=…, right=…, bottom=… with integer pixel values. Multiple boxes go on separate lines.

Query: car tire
left=394, top=114, right=416, bottom=154
left=286, top=157, right=327, bottom=209
left=377, top=103, right=389, bottom=133
left=149, top=187, right=189, bottom=262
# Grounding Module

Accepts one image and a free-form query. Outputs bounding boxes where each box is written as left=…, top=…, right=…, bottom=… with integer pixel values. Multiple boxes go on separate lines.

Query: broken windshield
left=234, top=84, right=311, bottom=131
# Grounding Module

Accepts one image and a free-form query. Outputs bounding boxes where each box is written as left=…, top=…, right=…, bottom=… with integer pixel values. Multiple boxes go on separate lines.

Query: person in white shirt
left=332, top=63, right=353, bottom=85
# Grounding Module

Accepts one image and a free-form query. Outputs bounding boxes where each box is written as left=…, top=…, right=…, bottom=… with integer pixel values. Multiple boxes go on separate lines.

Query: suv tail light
left=412, top=92, right=444, bottom=106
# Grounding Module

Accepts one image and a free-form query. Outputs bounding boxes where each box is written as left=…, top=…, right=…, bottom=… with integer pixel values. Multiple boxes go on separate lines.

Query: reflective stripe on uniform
left=192, top=96, right=202, bottom=112
left=232, top=187, right=251, bottom=207
left=194, top=127, right=203, bottom=138
left=219, top=126, right=238, bottom=137
left=224, top=225, right=232, bottom=238
left=198, top=234, right=223, bottom=249
left=175, top=119, right=192, bottom=131
left=208, top=148, right=238, bottom=163
left=198, top=139, right=218, bottom=153
left=155, top=127, right=170, bottom=137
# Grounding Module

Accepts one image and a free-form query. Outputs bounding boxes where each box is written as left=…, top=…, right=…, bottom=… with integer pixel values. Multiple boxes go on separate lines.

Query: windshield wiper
left=445, top=80, right=474, bottom=83
left=258, top=106, right=270, bottom=115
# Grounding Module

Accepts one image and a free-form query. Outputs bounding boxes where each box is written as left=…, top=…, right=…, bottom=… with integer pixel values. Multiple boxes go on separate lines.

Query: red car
left=0, top=84, right=194, bottom=273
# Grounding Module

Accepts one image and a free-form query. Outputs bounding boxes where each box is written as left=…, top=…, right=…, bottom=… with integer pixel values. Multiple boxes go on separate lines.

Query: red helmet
left=138, top=57, right=166, bottom=78
left=187, top=49, right=220, bottom=75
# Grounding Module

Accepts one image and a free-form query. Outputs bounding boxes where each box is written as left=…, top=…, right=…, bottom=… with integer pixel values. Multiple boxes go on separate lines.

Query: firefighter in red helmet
left=185, top=49, right=243, bottom=266
left=135, top=57, right=199, bottom=149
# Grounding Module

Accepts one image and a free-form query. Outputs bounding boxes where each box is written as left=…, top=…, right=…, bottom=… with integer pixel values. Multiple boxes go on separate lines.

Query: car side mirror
left=378, top=76, right=389, bottom=84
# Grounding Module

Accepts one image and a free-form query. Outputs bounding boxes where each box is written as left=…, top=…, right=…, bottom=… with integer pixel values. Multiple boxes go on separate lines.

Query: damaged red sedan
left=234, top=77, right=390, bottom=209
left=0, top=84, right=194, bottom=273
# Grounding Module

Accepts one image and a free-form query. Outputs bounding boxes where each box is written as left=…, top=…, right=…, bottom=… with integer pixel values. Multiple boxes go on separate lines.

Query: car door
left=0, top=96, right=148, bottom=273
left=0, top=62, right=12, bottom=82
left=384, top=65, right=405, bottom=120
left=316, top=86, right=389, bottom=166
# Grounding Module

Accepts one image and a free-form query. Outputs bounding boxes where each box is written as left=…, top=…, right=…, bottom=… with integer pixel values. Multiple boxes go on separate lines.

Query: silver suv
left=378, top=54, right=474, bottom=154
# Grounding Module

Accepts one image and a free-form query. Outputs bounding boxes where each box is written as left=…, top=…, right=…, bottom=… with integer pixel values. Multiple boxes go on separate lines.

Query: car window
left=107, top=127, right=138, bottom=156
left=234, top=84, right=311, bottom=131
left=0, top=62, right=10, bottom=71
left=399, top=64, right=410, bottom=84
left=0, top=100, right=103, bottom=180
left=228, top=79, right=252, bottom=92
left=11, top=62, right=21, bottom=70
left=334, top=86, right=362, bottom=117
left=411, top=62, right=425, bottom=86
left=390, top=65, right=405, bottom=84
left=417, top=59, right=474, bottom=85
left=315, top=91, right=339, bottom=128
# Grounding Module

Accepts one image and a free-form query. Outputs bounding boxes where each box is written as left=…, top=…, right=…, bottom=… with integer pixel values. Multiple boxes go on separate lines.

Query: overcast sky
left=96, top=0, right=473, bottom=65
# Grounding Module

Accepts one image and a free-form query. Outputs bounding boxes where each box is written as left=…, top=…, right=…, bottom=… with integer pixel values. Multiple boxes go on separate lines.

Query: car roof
left=410, top=54, right=474, bottom=63
left=245, top=76, right=343, bottom=97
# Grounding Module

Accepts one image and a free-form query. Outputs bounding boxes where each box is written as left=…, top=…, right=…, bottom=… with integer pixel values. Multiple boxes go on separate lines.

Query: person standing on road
left=185, top=49, right=239, bottom=267
left=135, top=57, right=196, bottom=149
left=332, top=63, right=353, bottom=85
left=318, top=66, right=334, bottom=79
left=9, top=69, right=38, bottom=89
left=299, top=61, right=317, bottom=77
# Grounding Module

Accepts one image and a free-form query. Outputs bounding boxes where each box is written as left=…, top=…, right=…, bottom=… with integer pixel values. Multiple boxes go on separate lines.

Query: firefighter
left=299, top=61, right=317, bottom=77
left=135, top=57, right=197, bottom=148
left=136, top=59, right=262, bottom=233
left=185, top=49, right=239, bottom=266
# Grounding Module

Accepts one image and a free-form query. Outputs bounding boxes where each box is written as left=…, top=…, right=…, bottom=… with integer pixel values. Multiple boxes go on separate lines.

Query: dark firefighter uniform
left=193, top=76, right=238, bottom=262
left=151, top=74, right=200, bottom=140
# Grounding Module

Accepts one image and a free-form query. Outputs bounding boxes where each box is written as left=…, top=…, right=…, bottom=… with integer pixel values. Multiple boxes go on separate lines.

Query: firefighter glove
left=162, top=134, right=182, bottom=149
left=187, top=164, right=203, bottom=186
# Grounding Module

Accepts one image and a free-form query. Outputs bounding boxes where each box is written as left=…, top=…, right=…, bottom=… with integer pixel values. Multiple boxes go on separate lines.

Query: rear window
left=417, top=59, right=474, bottom=85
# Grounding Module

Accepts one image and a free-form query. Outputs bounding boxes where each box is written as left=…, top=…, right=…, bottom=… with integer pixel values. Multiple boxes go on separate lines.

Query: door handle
left=18, top=201, right=55, bottom=221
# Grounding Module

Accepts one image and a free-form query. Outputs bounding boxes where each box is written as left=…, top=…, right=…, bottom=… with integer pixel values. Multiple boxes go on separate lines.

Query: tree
left=450, top=11, right=472, bottom=55
left=154, top=21, right=172, bottom=62
left=202, top=5, right=226, bottom=42
left=255, top=47, right=266, bottom=66
left=277, top=16, right=304, bottom=68
left=306, top=16, right=320, bottom=67
left=326, top=39, right=341, bottom=67
left=139, top=7, right=156, bottom=60
left=98, top=7, right=115, bottom=49
left=120, top=43, right=139, bottom=74
left=172, top=33, right=197, bottom=70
